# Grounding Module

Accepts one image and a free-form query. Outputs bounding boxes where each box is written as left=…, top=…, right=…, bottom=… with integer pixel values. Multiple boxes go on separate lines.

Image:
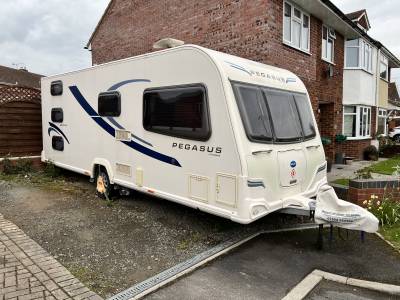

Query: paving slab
left=146, top=228, right=400, bottom=299
left=305, top=280, right=396, bottom=300
left=0, top=213, right=102, bottom=300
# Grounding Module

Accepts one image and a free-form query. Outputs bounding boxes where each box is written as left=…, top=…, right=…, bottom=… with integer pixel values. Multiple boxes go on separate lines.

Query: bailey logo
left=290, top=160, right=297, bottom=168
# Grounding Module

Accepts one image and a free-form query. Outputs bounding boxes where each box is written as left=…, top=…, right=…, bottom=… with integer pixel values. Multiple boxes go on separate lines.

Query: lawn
left=380, top=225, right=400, bottom=251
left=332, top=178, right=350, bottom=186
left=368, top=155, right=400, bottom=175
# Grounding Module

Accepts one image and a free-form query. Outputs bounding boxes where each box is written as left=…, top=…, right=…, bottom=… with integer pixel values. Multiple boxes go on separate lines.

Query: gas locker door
left=216, top=173, right=237, bottom=208
left=278, top=149, right=306, bottom=188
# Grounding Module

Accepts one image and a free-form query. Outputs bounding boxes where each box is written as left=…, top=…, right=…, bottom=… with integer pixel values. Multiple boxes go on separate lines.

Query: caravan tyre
left=96, top=169, right=113, bottom=199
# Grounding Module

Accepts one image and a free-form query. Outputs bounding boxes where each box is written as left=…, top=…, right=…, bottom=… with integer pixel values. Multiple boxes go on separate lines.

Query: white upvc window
left=377, top=109, right=387, bottom=136
left=322, top=25, right=335, bottom=63
left=283, top=1, right=310, bottom=53
left=345, top=39, right=373, bottom=73
left=380, top=55, right=389, bottom=81
left=343, top=105, right=371, bottom=139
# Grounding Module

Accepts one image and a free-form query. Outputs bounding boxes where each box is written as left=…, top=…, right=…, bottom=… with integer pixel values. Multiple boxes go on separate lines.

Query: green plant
left=363, top=145, right=379, bottom=161
left=365, top=194, right=400, bottom=227
left=1, top=156, right=33, bottom=175
left=321, top=136, right=332, bottom=146
left=335, top=134, right=347, bottom=143
left=355, top=167, right=372, bottom=179
left=43, top=160, right=61, bottom=178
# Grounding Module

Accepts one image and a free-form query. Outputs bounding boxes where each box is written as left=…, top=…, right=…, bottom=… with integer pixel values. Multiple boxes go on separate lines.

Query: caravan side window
left=143, top=85, right=211, bottom=141
left=51, top=108, right=64, bottom=123
left=98, top=91, right=121, bottom=117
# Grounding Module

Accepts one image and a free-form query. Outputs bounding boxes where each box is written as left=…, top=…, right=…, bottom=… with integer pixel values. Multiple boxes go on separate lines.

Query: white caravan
left=41, top=45, right=334, bottom=224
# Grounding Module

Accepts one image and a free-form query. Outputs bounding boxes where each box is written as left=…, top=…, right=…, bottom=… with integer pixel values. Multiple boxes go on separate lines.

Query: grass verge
left=367, top=155, right=400, bottom=175
left=331, top=178, right=350, bottom=186
left=380, top=225, right=400, bottom=251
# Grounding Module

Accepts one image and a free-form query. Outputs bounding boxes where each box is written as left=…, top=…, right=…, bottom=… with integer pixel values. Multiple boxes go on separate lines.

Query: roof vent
left=153, top=38, right=185, bottom=49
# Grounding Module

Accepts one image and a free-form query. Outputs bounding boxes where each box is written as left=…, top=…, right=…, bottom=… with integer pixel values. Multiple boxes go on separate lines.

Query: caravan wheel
left=96, top=169, right=113, bottom=199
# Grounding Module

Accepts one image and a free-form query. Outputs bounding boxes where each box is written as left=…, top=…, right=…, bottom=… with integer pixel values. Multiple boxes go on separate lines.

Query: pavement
left=305, top=280, right=395, bottom=300
left=327, top=159, right=386, bottom=183
left=0, top=213, right=102, bottom=300
left=146, top=228, right=400, bottom=300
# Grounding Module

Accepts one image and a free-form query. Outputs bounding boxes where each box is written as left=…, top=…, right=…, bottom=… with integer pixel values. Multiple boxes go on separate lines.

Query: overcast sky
left=0, top=0, right=399, bottom=84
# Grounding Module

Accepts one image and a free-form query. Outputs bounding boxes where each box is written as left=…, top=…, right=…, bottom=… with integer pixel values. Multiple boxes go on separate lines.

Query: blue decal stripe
left=132, top=134, right=153, bottom=147
left=107, top=117, right=124, bottom=130
left=225, top=61, right=252, bottom=76
left=107, top=79, right=151, bottom=91
left=49, top=122, right=70, bottom=144
left=69, top=86, right=181, bottom=167
left=70, top=86, right=99, bottom=117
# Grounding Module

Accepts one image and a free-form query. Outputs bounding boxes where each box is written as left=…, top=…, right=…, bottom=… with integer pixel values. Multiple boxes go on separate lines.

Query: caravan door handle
left=252, top=150, right=273, bottom=155
left=306, top=145, right=321, bottom=149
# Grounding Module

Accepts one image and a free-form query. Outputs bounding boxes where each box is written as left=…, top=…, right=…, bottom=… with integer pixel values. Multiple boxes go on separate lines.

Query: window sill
left=345, top=136, right=372, bottom=141
left=282, top=41, right=311, bottom=56
left=344, top=68, right=373, bottom=76
left=322, top=58, right=335, bottom=65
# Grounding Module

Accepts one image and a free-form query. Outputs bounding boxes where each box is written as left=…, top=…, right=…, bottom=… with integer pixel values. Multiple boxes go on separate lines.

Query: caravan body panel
left=41, top=45, right=327, bottom=223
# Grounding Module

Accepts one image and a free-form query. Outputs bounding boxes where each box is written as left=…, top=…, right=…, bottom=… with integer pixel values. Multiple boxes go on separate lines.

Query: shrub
left=363, top=145, right=379, bottom=161
left=365, top=194, right=400, bottom=227
left=43, top=161, right=61, bottom=178
left=355, top=167, right=372, bottom=179
left=1, top=156, right=33, bottom=175
left=335, top=134, right=347, bottom=143
left=321, top=136, right=332, bottom=146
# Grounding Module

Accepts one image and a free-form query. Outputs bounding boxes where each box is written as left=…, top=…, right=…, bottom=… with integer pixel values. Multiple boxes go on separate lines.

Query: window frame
left=342, top=105, right=372, bottom=139
left=142, top=83, right=212, bottom=141
left=98, top=91, right=121, bottom=117
left=321, top=25, right=335, bottom=64
left=377, top=108, right=388, bottom=136
left=345, top=39, right=373, bottom=73
left=380, top=55, right=389, bottom=81
left=283, top=1, right=310, bottom=54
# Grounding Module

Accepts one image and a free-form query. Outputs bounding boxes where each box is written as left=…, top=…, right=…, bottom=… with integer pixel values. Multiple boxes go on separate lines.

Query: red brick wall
left=349, top=187, right=400, bottom=207
left=90, top=0, right=345, bottom=158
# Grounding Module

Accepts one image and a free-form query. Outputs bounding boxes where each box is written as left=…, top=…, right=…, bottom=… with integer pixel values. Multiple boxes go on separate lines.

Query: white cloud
left=0, top=0, right=109, bottom=76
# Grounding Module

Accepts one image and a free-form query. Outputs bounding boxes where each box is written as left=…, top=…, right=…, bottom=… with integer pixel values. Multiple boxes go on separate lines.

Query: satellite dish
left=153, top=38, right=185, bottom=49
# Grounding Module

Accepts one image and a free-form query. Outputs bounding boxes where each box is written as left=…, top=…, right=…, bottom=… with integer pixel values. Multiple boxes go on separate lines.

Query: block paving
left=0, top=213, right=103, bottom=300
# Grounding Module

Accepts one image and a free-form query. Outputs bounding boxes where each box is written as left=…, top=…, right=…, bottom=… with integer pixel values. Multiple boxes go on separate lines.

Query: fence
left=0, top=84, right=42, bottom=157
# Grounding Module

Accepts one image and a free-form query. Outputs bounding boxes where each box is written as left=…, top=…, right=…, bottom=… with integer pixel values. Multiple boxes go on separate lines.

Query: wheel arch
left=90, top=158, right=114, bottom=184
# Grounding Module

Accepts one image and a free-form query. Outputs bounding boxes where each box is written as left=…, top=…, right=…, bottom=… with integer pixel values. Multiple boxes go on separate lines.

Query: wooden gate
left=0, top=84, right=42, bottom=157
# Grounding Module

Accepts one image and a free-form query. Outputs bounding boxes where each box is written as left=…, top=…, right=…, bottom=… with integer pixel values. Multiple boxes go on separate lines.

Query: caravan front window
left=233, top=82, right=315, bottom=143
left=232, top=84, right=273, bottom=142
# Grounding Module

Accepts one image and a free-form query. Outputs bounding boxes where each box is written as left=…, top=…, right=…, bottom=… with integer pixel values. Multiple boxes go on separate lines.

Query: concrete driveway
left=146, top=228, right=400, bottom=300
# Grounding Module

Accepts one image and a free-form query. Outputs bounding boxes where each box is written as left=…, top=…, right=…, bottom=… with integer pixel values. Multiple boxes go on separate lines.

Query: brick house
left=86, top=0, right=400, bottom=161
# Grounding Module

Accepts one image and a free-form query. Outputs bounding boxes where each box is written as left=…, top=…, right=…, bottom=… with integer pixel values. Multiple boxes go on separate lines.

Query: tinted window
left=263, top=89, right=302, bottom=142
left=98, top=91, right=121, bottom=117
left=51, top=108, right=63, bottom=123
left=52, top=136, right=64, bottom=151
left=143, top=85, right=210, bottom=141
left=233, top=84, right=273, bottom=142
left=232, top=82, right=316, bottom=144
left=293, top=94, right=316, bottom=139
left=51, top=81, right=63, bottom=96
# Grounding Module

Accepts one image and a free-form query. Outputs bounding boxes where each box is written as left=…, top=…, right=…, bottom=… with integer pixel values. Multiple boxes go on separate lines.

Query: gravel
left=0, top=171, right=304, bottom=298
